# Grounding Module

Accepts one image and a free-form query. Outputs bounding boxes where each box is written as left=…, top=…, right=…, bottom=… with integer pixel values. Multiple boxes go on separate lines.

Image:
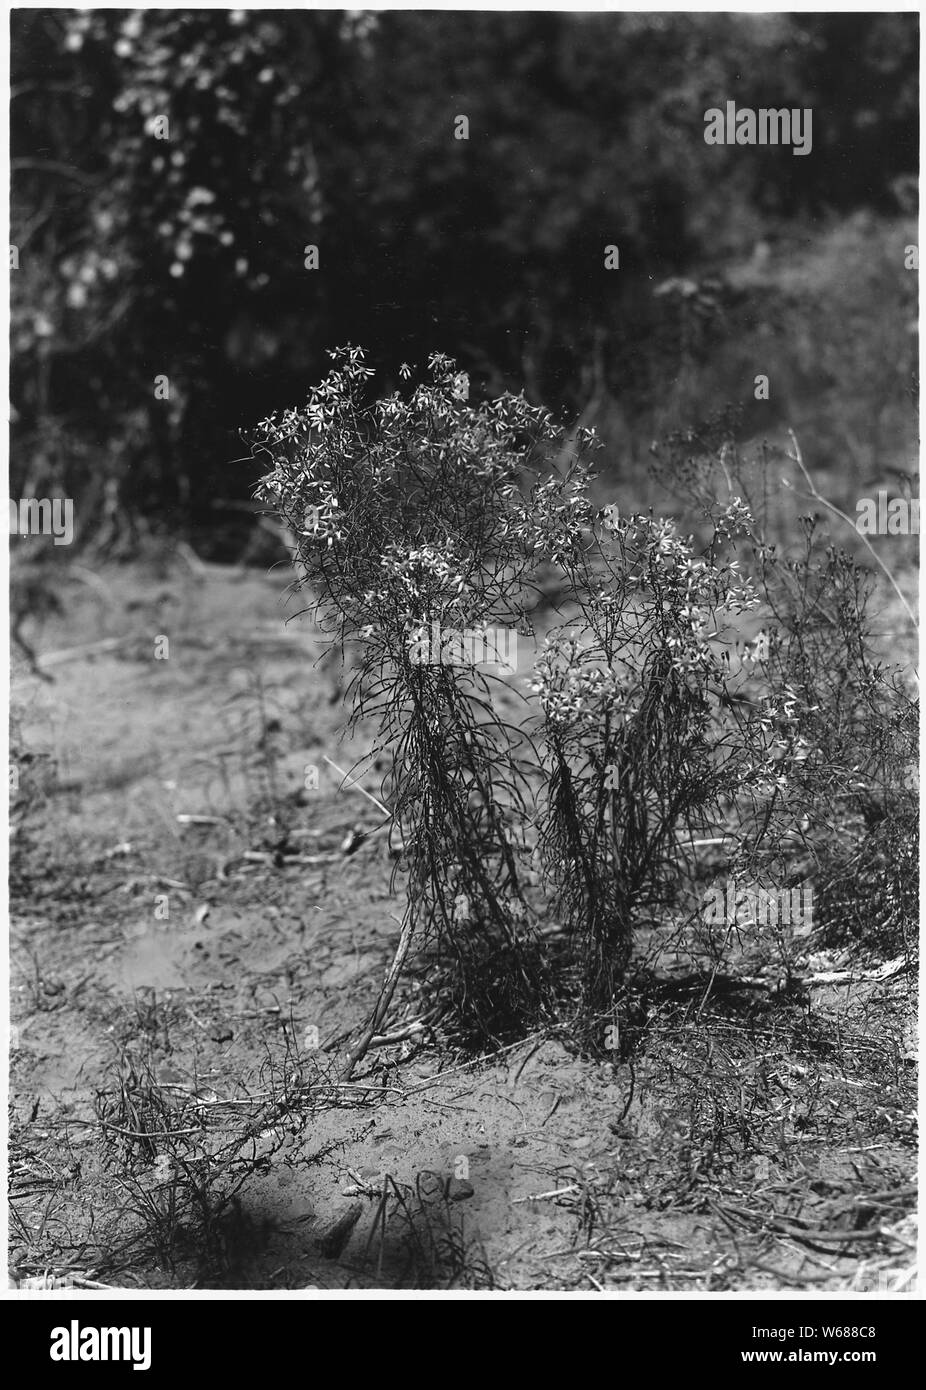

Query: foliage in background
left=11, top=10, right=918, bottom=529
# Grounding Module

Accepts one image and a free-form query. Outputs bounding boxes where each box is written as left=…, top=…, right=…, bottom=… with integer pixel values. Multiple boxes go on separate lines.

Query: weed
left=353, top=1171, right=496, bottom=1289
left=255, top=349, right=917, bottom=1059
left=92, top=1035, right=313, bottom=1285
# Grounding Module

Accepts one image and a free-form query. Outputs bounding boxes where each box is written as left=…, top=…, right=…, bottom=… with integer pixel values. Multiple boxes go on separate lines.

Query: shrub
left=533, top=506, right=761, bottom=1034
left=652, top=419, right=919, bottom=968
left=253, top=350, right=918, bottom=1060
left=252, top=349, right=579, bottom=1049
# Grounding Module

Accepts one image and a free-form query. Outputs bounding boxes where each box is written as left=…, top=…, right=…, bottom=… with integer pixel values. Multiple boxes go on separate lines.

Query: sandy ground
left=8, top=553, right=917, bottom=1291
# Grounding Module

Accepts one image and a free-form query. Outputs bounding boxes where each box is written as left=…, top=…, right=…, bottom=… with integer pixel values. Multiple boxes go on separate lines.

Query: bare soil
left=9, top=556, right=917, bottom=1291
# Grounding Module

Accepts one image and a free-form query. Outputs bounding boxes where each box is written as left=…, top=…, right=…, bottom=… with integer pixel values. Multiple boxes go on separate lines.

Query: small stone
left=447, top=1177, right=475, bottom=1201
left=316, top=1202, right=363, bottom=1258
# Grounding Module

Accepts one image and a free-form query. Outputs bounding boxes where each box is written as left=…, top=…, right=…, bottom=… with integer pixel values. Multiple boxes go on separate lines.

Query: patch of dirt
left=9, top=560, right=918, bottom=1291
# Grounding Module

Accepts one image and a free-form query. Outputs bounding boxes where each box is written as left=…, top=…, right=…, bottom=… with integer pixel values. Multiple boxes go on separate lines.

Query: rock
left=316, top=1202, right=363, bottom=1258
left=447, top=1177, right=475, bottom=1201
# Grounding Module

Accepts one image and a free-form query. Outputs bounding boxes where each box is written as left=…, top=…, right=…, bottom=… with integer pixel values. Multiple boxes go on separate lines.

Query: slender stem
left=323, top=754, right=391, bottom=818
left=784, top=430, right=919, bottom=651
left=339, top=903, right=418, bottom=1081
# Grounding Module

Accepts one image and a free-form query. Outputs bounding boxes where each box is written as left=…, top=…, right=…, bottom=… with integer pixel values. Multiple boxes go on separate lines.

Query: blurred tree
left=10, top=9, right=918, bottom=535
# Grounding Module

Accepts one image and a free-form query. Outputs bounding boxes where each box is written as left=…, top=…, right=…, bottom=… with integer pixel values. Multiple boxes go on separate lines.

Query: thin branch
left=783, top=430, right=919, bottom=651
left=323, top=754, right=390, bottom=818
left=11, top=158, right=105, bottom=188
left=339, top=906, right=417, bottom=1081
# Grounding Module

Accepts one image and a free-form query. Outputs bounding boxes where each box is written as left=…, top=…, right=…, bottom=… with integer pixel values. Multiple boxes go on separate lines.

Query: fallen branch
left=512, top=1184, right=581, bottom=1204
left=717, top=1201, right=911, bottom=1251
left=804, top=958, right=910, bottom=986
left=367, top=1017, right=431, bottom=1048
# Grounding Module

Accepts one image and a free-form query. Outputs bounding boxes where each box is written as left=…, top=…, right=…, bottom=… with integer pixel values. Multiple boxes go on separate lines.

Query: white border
left=1, top=1, right=921, bottom=1305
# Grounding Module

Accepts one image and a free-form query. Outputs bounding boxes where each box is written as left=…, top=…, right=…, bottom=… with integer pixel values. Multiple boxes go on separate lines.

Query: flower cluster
left=713, top=495, right=755, bottom=540
left=504, top=472, right=593, bottom=565
left=664, top=623, right=719, bottom=676
left=532, top=635, right=633, bottom=728
left=379, top=543, right=470, bottom=625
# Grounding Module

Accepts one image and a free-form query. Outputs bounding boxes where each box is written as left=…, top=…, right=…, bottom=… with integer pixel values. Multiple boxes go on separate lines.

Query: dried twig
left=512, top=1184, right=581, bottom=1204
left=783, top=430, right=919, bottom=648
left=339, top=907, right=418, bottom=1081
